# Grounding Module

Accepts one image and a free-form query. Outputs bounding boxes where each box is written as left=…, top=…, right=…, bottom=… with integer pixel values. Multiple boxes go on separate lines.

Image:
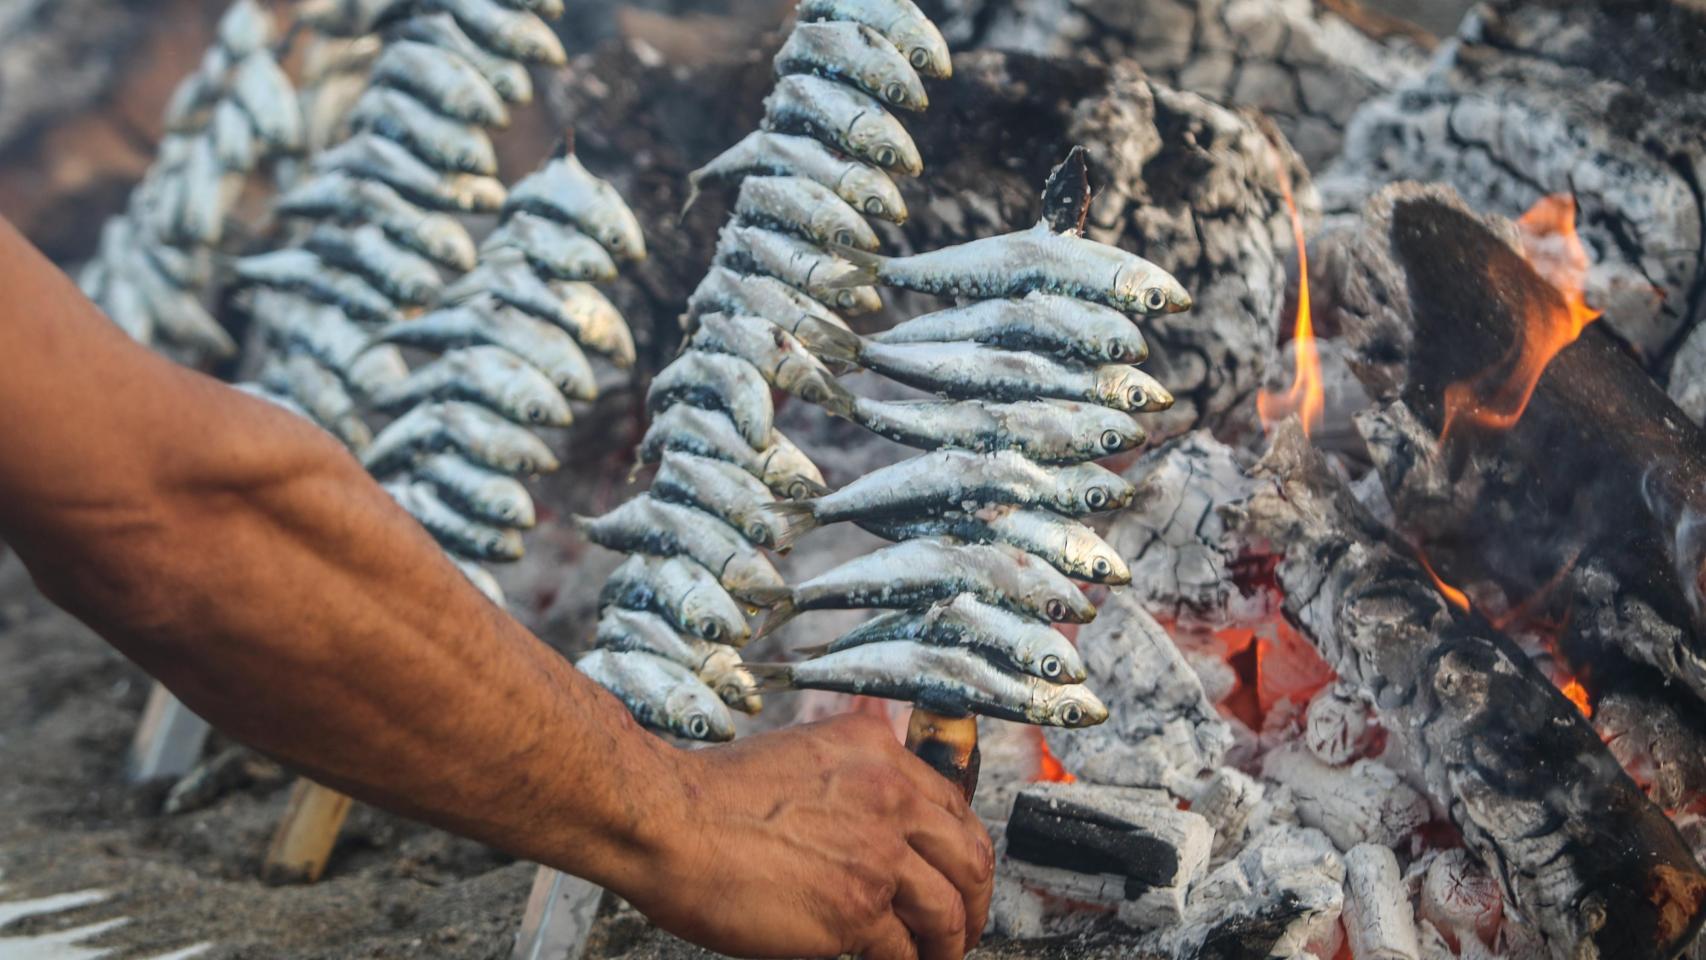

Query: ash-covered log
left=1239, top=423, right=1706, bottom=959
left=1318, top=185, right=1706, bottom=709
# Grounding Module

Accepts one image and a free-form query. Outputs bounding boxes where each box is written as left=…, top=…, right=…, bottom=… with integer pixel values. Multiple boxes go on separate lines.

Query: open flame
left=1439, top=194, right=1601, bottom=444
left=1560, top=678, right=1593, bottom=719
left=1257, top=158, right=1323, bottom=437
left=1034, top=728, right=1076, bottom=783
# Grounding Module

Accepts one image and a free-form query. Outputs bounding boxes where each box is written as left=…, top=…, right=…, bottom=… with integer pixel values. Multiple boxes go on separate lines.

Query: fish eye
left=745, top=521, right=774, bottom=545
left=1093, top=557, right=1112, bottom=578
left=603, top=228, right=625, bottom=251
left=835, top=230, right=855, bottom=246
left=863, top=196, right=886, bottom=216
left=1041, top=655, right=1063, bottom=679
left=1085, top=487, right=1108, bottom=510
left=687, top=715, right=710, bottom=739
left=1060, top=702, right=1083, bottom=726
left=1127, top=385, right=1144, bottom=408
left=788, top=480, right=812, bottom=500
left=1107, top=343, right=1128, bottom=362
left=528, top=402, right=551, bottom=423
left=802, top=383, right=826, bottom=403
left=1100, top=429, right=1126, bottom=452
left=874, top=146, right=897, bottom=168
left=836, top=290, right=859, bottom=309
left=884, top=82, right=907, bottom=104
left=700, top=620, right=722, bottom=640
left=909, top=48, right=931, bottom=70
left=1144, top=287, right=1168, bottom=312
left=1045, top=598, right=1067, bottom=621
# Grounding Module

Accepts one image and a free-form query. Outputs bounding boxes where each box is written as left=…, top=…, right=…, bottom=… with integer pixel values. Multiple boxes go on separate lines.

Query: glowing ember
left=1419, top=553, right=1472, bottom=613
left=1561, top=678, right=1593, bottom=719
left=1256, top=155, right=1323, bottom=437
left=1439, top=194, right=1601, bottom=444
left=1034, top=728, right=1076, bottom=783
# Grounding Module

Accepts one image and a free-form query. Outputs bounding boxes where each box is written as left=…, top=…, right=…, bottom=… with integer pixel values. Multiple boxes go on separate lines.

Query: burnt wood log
left=1321, top=0, right=1706, bottom=364
left=1316, top=185, right=1706, bottom=710
left=1238, top=423, right=1706, bottom=959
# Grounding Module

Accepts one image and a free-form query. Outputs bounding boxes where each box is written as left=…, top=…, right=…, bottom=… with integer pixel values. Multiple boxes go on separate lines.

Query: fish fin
left=791, top=641, right=831, bottom=657
left=737, top=584, right=794, bottom=610
left=680, top=172, right=705, bottom=221
left=796, top=318, right=864, bottom=366
left=821, top=242, right=883, bottom=289
left=760, top=500, right=820, bottom=553
left=815, top=376, right=860, bottom=422
left=754, top=597, right=801, bottom=638
left=744, top=663, right=796, bottom=692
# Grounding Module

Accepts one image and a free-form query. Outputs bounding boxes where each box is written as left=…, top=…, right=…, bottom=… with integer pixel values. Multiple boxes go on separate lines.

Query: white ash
left=1417, top=849, right=1503, bottom=953
left=1261, top=743, right=1430, bottom=852
left=1343, top=844, right=1421, bottom=960
left=1304, top=683, right=1373, bottom=766
left=1105, top=432, right=1273, bottom=632
left=1188, top=767, right=1264, bottom=862
left=1042, top=591, right=1231, bottom=792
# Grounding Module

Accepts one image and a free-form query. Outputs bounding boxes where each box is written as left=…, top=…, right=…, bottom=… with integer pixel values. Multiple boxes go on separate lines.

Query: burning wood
left=1343, top=844, right=1422, bottom=960
left=1240, top=422, right=1706, bottom=958
left=1260, top=743, right=1429, bottom=853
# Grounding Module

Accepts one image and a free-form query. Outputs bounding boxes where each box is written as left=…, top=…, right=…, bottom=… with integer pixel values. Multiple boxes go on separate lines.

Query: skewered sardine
left=369, top=40, right=509, bottom=127
left=774, top=21, right=928, bottom=112
left=688, top=312, right=855, bottom=415
left=762, top=74, right=922, bottom=176
left=716, top=224, right=880, bottom=315
left=819, top=337, right=1172, bottom=412
left=685, top=267, right=850, bottom=337
left=443, top=254, right=635, bottom=367
left=686, top=131, right=906, bottom=224
left=734, top=175, right=880, bottom=252
left=797, top=0, right=952, bottom=80
left=651, top=451, right=782, bottom=548
left=313, top=134, right=506, bottom=213
left=230, top=53, right=305, bottom=151
left=259, top=353, right=371, bottom=450
left=860, top=505, right=1132, bottom=585
left=828, top=221, right=1192, bottom=315
left=393, top=13, right=533, bottom=103
left=646, top=351, right=774, bottom=449
left=575, top=496, right=787, bottom=604
left=385, top=480, right=525, bottom=561
left=798, top=594, right=1087, bottom=683
left=420, top=0, right=566, bottom=66
left=595, top=609, right=760, bottom=714
left=370, top=346, right=575, bottom=426
left=410, top=452, right=536, bottom=528
left=504, top=151, right=648, bottom=262
left=483, top=211, right=618, bottom=282
left=750, top=641, right=1106, bottom=727
left=306, top=223, right=443, bottom=306
left=637, top=405, right=829, bottom=500
left=761, top=449, right=1135, bottom=549
left=577, top=648, right=737, bottom=742
left=276, top=172, right=478, bottom=271
left=760, top=539, right=1097, bottom=636
left=347, top=86, right=499, bottom=175
left=875, top=292, right=1149, bottom=365
left=600, top=554, right=751, bottom=646
left=371, top=300, right=596, bottom=400
left=235, top=248, right=401, bottom=324
left=363, top=401, right=560, bottom=476
left=849, top=397, right=1146, bottom=463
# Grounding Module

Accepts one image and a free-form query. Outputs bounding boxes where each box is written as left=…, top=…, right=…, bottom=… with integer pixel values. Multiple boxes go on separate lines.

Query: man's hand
left=623, top=714, right=994, bottom=960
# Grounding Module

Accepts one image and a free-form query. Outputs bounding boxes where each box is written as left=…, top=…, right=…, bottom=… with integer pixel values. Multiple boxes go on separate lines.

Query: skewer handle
left=904, top=708, right=980, bottom=803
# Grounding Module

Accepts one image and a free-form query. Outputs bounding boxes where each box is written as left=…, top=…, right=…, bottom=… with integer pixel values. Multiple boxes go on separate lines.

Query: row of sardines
left=573, top=0, right=954, bottom=742
left=216, top=0, right=644, bottom=603
left=79, top=0, right=301, bottom=362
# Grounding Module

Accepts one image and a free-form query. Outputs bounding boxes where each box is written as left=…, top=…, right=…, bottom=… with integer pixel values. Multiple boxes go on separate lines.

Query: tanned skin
left=0, top=217, right=992, bottom=960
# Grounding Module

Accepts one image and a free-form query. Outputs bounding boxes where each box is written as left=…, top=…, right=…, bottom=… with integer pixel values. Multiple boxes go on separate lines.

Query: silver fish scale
left=583, top=0, right=950, bottom=740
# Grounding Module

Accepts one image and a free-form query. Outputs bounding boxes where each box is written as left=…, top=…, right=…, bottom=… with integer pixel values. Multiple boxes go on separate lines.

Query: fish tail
left=744, top=663, right=796, bottom=692
left=680, top=174, right=704, bottom=221
left=796, top=318, right=864, bottom=367
left=822, top=242, right=883, bottom=289
left=737, top=584, right=794, bottom=610
left=761, top=501, right=820, bottom=553
left=815, top=376, right=860, bottom=422
left=754, top=597, right=801, bottom=639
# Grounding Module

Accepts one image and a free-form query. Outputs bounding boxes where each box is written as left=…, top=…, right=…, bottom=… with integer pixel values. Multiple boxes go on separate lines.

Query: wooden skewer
left=262, top=779, right=354, bottom=884
left=904, top=708, right=980, bottom=803
left=128, top=683, right=212, bottom=783
left=512, top=867, right=604, bottom=960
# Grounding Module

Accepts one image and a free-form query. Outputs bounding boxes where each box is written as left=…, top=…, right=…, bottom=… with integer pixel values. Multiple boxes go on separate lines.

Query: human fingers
left=891, top=850, right=969, bottom=960
left=905, top=803, right=992, bottom=949
left=860, top=914, right=921, bottom=960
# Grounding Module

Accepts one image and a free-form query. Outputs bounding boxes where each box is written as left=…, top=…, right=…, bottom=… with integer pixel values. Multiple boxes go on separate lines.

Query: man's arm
left=0, top=217, right=991, bottom=960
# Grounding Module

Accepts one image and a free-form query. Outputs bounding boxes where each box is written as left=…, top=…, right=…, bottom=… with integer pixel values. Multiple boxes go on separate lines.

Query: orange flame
left=1439, top=195, right=1600, bottom=444
left=1561, top=678, right=1593, bottom=719
left=1034, top=728, right=1076, bottom=783
left=1257, top=154, right=1323, bottom=437
left=1419, top=553, right=1472, bottom=613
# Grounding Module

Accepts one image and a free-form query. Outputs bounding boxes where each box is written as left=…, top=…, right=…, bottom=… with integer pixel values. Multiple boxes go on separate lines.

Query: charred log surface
left=1322, top=0, right=1706, bottom=363
left=1318, top=185, right=1706, bottom=707
left=1006, top=786, right=1209, bottom=901
left=1240, top=423, right=1706, bottom=959
left=916, top=0, right=1429, bottom=169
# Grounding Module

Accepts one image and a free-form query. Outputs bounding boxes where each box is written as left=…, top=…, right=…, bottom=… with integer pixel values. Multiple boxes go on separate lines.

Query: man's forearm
left=0, top=218, right=684, bottom=895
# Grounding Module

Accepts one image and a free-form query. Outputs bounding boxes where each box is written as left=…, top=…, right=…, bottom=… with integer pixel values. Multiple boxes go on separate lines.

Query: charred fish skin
left=685, top=267, right=851, bottom=336
left=875, top=292, right=1151, bottom=366
left=645, top=350, right=775, bottom=450
left=599, top=554, right=752, bottom=646
left=829, top=221, right=1194, bottom=316
left=807, top=594, right=1088, bottom=683
left=686, top=131, right=907, bottom=224
left=860, top=505, right=1133, bottom=585
left=762, top=74, right=923, bottom=178
left=766, top=539, right=1098, bottom=634
left=796, top=0, right=952, bottom=80
left=760, top=448, right=1136, bottom=549
left=774, top=21, right=928, bottom=112
left=753, top=640, right=1107, bottom=727
left=575, top=496, right=788, bottom=604
left=849, top=340, right=1175, bottom=412
left=576, top=649, right=737, bottom=742
left=716, top=224, right=882, bottom=315
left=734, top=175, right=881, bottom=252
left=849, top=397, right=1147, bottom=464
